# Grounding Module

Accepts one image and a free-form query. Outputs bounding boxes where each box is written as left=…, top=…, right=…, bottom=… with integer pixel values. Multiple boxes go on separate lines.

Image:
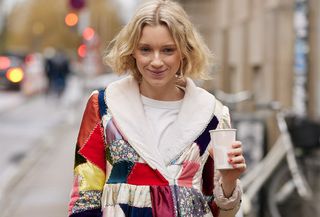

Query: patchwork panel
left=195, top=116, right=219, bottom=156
left=174, top=186, right=211, bottom=217
left=108, top=139, right=139, bottom=164
left=106, top=146, right=114, bottom=165
left=74, top=144, right=87, bottom=168
left=74, top=162, right=106, bottom=191
left=101, top=183, right=152, bottom=208
left=150, top=186, right=176, bottom=217
left=170, top=186, right=178, bottom=217
left=71, top=190, right=102, bottom=214
left=177, top=161, right=200, bottom=187
left=127, top=163, right=168, bottom=186
left=77, top=93, right=100, bottom=148
left=107, top=161, right=134, bottom=184
left=102, top=109, right=113, bottom=135
left=208, top=200, right=220, bottom=217
left=102, top=205, right=126, bottom=217
left=202, top=157, right=214, bottom=196
left=150, top=186, right=175, bottom=217
left=106, top=120, right=123, bottom=144
left=78, top=123, right=106, bottom=172
left=69, top=175, right=80, bottom=214
left=119, top=203, right=153, bottom=217
left=98, top=89, right=107, bottom=117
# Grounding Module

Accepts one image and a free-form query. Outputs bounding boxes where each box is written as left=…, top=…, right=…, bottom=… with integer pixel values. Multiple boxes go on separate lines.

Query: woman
left=68, top=0, right=246, bottom=216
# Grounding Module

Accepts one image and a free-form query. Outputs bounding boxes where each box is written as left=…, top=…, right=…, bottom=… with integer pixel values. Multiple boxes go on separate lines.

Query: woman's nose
left=150, top=52, right=163, bottom=67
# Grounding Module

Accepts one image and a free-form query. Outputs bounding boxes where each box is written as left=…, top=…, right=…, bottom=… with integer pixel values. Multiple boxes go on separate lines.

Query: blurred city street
left=0, top=0, right=320, bottom=217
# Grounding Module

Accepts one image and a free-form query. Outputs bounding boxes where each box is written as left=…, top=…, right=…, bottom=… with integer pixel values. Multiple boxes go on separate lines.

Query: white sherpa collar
left=105, top=76, right=216, bottom=180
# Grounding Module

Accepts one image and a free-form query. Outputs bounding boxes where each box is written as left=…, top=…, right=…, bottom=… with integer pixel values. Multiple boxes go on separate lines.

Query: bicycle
left=213, top=90, right=318, bottom=217
left=264, top=112, right=320, bottom=217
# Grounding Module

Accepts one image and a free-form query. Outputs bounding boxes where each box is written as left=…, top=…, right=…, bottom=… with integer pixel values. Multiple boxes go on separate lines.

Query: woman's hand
left=219, top=141, right=246, bottom=197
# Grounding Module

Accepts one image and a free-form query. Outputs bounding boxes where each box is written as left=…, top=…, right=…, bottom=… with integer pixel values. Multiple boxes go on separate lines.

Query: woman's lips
left=149, top=69, right=165, bottom=74
left=148, top=69, right=166, bottom=78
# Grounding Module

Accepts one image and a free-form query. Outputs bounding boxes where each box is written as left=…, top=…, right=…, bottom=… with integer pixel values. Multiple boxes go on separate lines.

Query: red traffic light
left=69, top=0, right=85, bottom=10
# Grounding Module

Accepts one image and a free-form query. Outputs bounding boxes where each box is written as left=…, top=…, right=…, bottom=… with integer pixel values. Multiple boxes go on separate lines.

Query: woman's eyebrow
left=137, top=43, right=176, bottom=47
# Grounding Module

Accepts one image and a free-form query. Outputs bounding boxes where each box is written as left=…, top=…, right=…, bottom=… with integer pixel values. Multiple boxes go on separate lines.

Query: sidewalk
left=0, top=92, right=26, bottom=115
left=0, top=95, right=84, bottom=217
left=1, top=114, right=80, bottom=217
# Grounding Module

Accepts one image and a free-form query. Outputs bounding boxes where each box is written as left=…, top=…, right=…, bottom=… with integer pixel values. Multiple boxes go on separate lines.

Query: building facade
left=180, top=0, right=319, bottom=118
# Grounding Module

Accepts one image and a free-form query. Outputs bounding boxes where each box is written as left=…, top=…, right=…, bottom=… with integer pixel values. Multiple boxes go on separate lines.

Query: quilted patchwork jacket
left=68, top=76, right=242, bottom=217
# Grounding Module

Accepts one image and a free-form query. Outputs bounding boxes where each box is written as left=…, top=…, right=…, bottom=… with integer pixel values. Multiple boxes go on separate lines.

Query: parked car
left=0, top=54, right=25, bottom=90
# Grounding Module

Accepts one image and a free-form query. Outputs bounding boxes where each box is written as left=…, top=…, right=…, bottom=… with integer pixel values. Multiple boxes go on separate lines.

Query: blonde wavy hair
left=104, top=0, right=213, bottom=81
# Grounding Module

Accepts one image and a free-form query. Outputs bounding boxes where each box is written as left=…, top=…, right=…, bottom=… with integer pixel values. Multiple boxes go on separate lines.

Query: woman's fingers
left=228, top=141, right=243, bottom=156
left=232, top=162, right=247, bottom=170
left=228, top=155, right=245, bottom=164
left=231, top=141, right=242, bottom=148
left=227, top=141, right=246, bottom=169
left=228, top=148, right=243, bottom=156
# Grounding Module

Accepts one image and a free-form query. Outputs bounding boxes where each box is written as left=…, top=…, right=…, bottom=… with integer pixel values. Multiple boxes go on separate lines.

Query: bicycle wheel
left=266, top=165, right=305, bottom=217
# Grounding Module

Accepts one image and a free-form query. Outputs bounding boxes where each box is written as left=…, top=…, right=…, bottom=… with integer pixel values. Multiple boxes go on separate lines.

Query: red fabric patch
left=77, top=94, right=100, bottom=148
left=127, top=163, right=168, bottom=186
left=68, top=176, right=80, bottom=214
left=150, top=185, right=175, bottom=217
left=202, top=156, right=214, bottom=196
left=78, top=123, right=106, bottom=173
left=209, top=200, right=220, bottom=217
left=202, top=157, right=220, bottom=216
left=177, top=161, right=200, bottom=187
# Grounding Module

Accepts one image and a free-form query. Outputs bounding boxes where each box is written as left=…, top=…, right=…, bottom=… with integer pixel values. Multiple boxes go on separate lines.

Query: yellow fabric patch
left=75, top=162, right=106, bottom=191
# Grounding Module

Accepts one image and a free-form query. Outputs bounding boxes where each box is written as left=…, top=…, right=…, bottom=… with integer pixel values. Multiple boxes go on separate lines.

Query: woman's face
left=133, top=24, right=181, bottom=90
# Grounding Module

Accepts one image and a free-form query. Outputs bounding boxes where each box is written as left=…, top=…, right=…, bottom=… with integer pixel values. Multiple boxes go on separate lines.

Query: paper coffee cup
left=209, top=129, right=236, bottom=170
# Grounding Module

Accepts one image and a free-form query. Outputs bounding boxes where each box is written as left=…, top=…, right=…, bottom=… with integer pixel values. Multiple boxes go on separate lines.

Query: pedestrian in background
left=68, top=0, right=246, bottom=216
left=44, top=49, right=70, bottom=98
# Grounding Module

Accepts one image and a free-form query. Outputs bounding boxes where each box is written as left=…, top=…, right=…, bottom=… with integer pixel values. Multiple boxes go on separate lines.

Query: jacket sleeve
left=213, top=171, right=242, bottom=217
left=214, top=105, right=242, bottom=217
left=68, top=91, right=107, bottom=217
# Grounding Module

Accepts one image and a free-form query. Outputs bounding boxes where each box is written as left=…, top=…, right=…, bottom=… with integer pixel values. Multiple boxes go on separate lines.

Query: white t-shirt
left=141, top=95, right=182, bottom=162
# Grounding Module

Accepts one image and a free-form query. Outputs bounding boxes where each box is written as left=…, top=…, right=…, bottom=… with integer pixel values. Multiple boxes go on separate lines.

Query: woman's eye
left=139, top=47, right=150, bottom=53
left=162, top=48, right=175, bottom=54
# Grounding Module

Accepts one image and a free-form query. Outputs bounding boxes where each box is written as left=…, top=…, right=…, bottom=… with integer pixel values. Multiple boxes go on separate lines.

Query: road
left=0, top=90, right=86, bottom=217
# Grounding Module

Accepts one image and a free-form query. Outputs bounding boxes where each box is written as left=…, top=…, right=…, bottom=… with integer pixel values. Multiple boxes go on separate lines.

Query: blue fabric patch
left=69, top=208, right=102, bottom=217
left=195, top=116, right=219, bottom=156
left=119, top=203, right=153, bottom=217
left=98, top=89, right=107, bottom=118
left=107, top=160, right=134, bottom=184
